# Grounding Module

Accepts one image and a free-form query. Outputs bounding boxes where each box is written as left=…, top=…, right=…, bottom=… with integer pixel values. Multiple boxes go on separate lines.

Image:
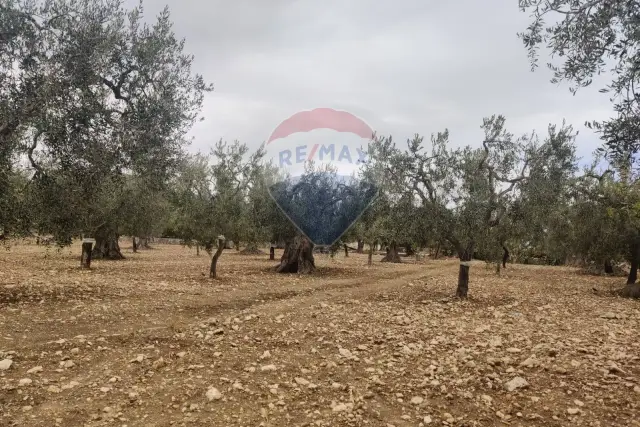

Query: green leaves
left=518, top=0, right=640, bottom=161
left=169, top=141, right=272, bottom=250
left=0, top=0, right=211, bottom=244
left=364, top=115, right=579, bottom=265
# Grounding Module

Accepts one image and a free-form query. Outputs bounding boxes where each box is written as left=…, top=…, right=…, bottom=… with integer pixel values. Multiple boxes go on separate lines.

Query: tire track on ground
left=5, top=260, right=457, bottom=352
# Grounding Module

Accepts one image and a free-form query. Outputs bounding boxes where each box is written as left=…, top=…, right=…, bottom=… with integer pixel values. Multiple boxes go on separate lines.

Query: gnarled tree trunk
left=623, top=282, right=640, bottom=298
left=329, top=242, right=339, bottom=259
left=404, top=243, right=415, bottom=257
left=604, top=260, right=613, bottom=274
left=132, top=236, right=138, bottom=253
left=456, top=242, right=474, bottom=298
left=276, top=235, right=315, bottom=274
left=81, top=241, right=93, bottom=268
left=368, top=243, right=373, bottom=266
left=381, top=241, right=402, bottom=263
left=502, top=245, right=509, bottom=268
left=627, top=239, right=639, bottom=284
left=357, top=239, right=364, bottom=253
left=623, top=237, right=640, bottom=298
left=92, top=227, right=124, bottom=260
left=269, top=245, right=275, bottom=260
left=344, top=244, right=349, bottom=257
left=240, top=243, right=265, bottom=255
left=137, top=237, right=151, bottom=249
left=209, top=237, right=225, bottom=279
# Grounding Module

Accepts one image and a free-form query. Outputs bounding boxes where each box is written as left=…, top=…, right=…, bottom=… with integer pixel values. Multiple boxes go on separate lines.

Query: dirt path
left=3, top=253, right=441, bottom=349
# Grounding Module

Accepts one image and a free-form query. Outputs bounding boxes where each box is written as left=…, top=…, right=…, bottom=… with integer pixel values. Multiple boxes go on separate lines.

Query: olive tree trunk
left=137, top=237, right=151, bottom=249
left=357, top=239, right=364, bottom=253
left=623, top=237, right=640, bottom=298
left=604, top=260, right=613, bottom=274
left=209, top=237, right=225, bottom=279
left=502, top=245, right=509, bottom=268
left=329, top=242, right=339, bottom=259
left=240, top=243, right=265, bottom=255
left=381, top=241, right=402, bottom=263
left=404, top=243, right=415, bottom=257
left=276, top=235, right=315, bottom=274
left=92, top=227, right=124, bottom=260
left=456, top=242, right=474, bottom=298
left=81, top=241, right=93, bottom=268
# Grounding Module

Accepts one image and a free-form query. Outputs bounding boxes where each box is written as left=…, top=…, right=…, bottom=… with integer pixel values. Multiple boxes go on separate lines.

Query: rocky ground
left=0, top=242, right=639, bottom=427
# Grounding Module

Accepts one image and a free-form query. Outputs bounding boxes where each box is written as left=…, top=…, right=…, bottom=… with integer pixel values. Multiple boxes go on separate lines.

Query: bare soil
left=0, top=242, right=639, bottom=426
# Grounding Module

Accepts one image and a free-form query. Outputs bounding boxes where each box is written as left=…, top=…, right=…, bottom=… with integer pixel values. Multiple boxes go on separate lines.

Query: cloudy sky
left=127, top=0, right=614, bottom=164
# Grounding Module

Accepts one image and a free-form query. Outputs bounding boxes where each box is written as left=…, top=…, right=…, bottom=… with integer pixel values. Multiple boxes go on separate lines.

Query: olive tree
left=0, top=0, right=211, bottom=260
left=570, top=162, right=640, bottom=297
left=170, top=141, right=264, bottom=278
left=519, top=0, right=640, bottom=160
left=369, top=115, right=576, bottom=297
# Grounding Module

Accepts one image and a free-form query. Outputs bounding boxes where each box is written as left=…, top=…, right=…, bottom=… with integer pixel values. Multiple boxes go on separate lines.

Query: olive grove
left=1, top=0, right=639, bottom=299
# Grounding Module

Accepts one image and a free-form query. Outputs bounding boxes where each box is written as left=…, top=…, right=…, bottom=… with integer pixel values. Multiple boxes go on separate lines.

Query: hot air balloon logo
left=263, top=108, right=378, bottom=246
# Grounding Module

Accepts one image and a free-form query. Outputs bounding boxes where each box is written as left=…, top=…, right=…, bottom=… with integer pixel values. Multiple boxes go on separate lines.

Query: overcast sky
left=127, top=0, right=614, bottom=164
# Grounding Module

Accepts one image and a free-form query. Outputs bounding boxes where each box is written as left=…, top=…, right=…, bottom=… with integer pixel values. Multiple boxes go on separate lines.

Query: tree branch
left=27, top=130, right=44, bottom=175
left=584, top=169, right=613, bottom=182
left=101, top=66, right=137, bottom=106
left=543, top=0, right=602, bottom=16
left=478, top=140, right=490, bottom=171
left=0, top=101, right=39, bottom=139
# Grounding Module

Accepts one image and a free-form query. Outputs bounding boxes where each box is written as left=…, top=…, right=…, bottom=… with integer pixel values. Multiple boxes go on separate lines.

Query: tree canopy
left=0, top=0, right=212, bottom=256
left=518, top=0, right=640, bottom=161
